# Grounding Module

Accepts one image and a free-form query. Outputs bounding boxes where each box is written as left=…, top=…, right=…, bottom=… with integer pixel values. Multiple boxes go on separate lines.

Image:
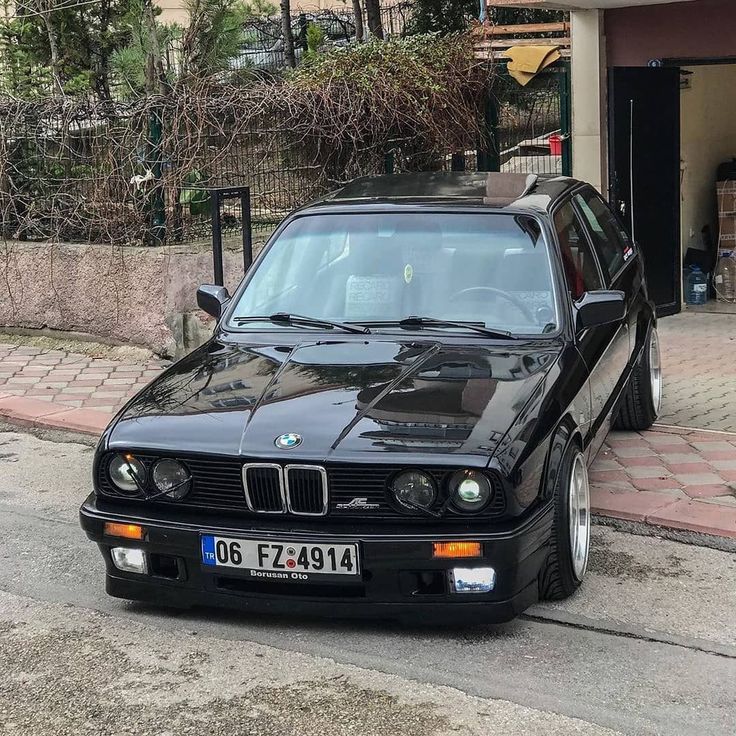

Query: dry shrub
left=0, top=33, right=491, bottom=246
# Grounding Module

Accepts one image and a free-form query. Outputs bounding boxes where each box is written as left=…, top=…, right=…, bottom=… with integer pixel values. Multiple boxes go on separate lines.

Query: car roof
left=299, top=172, right=583, bottom=215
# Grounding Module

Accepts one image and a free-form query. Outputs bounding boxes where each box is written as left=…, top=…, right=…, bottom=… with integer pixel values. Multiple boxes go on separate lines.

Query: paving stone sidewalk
left=658, top=312, right=736, bottom=432
left=0, top=342, right=164, bottom=413
left=0, top=342, right=166, bottom=434
left=1, top=310, right=735, bottom=539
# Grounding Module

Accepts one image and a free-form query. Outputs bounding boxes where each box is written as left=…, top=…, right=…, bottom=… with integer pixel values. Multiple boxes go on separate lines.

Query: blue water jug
left=685, top=265, right=708, bottom=305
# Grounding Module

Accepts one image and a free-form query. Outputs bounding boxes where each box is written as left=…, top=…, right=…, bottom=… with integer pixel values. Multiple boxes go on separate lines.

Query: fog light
left=111, top=547, right=148, bottom=575
left=450, top=567, right=496, bottom=594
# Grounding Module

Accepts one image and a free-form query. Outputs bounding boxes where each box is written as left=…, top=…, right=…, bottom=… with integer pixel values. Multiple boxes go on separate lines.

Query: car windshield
left=229, top=212, right=559, bottom=335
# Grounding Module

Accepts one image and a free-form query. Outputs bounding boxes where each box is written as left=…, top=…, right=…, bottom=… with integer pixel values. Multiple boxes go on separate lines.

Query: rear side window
left=574, top=190, right=633, bottom=281
left=553, top=201, right=603, bottom=300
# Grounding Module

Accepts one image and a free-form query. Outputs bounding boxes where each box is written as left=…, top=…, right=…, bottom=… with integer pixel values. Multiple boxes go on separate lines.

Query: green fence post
left=147, top=108, right=166, bottom=245
left=559, top=63, right=572, bottom=177
left=450, top=153, right=466, bottom=171
left=477, top=87, right=500, bottom=172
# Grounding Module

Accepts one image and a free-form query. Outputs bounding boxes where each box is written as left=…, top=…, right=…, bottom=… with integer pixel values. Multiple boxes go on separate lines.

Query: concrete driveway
left=1, top=429, right=735, bottom=736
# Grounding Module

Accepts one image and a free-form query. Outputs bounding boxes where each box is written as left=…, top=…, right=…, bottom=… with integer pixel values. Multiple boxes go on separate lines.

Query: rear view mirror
left=197, top=284, right=231, bottom=319
left=575, top=290, right=625, bottom=332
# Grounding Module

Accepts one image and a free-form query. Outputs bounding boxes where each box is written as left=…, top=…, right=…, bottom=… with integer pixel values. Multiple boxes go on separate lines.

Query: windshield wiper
left=233, top=312, right=370, bottom=335
left=364, top=316, right=513, bottom=339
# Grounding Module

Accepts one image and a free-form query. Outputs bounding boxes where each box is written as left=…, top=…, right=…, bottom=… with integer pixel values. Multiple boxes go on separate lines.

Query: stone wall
left=0, top=241, right=250, bottom=357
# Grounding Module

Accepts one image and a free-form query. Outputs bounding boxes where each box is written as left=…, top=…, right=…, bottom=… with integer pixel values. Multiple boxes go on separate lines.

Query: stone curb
left=0, top=395, right=111, bottom=436
left=1, top=394, right=734, bottom=543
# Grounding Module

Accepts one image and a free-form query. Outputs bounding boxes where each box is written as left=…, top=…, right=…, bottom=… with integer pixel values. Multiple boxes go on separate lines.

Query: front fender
left=541, top=421, right=580, bottom=504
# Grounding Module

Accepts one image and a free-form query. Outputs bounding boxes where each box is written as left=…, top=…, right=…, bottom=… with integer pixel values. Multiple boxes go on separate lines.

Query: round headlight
left=152, top=459, right=192, bottom=500
left=450, top=470, right=492, bottom=512
left=108, top=454, right=146, bottom=494
left=391, top=470, right=436, bottom=511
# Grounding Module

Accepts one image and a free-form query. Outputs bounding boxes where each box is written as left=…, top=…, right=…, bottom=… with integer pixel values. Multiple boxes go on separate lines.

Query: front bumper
left=79, top=494, right=553, bottom=622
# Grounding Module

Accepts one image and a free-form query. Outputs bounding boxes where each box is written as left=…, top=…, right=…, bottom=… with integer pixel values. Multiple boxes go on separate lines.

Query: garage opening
left=679, top=61, right=736, bottom=313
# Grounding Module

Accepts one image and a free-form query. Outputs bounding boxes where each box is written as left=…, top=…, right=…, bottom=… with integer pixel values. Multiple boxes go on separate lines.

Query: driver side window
left=553, top=201, right=603, bottom=300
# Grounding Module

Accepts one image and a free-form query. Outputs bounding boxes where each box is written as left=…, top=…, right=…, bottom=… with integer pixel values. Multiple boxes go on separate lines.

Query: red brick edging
left=592, top=426, right=736, bottom=541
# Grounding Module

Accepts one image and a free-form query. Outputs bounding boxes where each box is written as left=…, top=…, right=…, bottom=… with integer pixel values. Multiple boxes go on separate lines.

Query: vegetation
left=0, top=0, right=137, bottom=98
left=0, top=1, right=562, bottom=248
left=280, top=32, right=488, bottom=178
left=0, top=32, right=489, bottom=244
left=0, top=0, right=277, bottom=97
left=411, top=0, right=564, bottom=35
left=304, top=22, right=325, bottom=60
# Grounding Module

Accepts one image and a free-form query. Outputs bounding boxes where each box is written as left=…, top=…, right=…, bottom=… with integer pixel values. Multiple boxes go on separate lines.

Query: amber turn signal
left=103, top=522, right=145, bottom=540
left=432, top=541, right=482, bottom=559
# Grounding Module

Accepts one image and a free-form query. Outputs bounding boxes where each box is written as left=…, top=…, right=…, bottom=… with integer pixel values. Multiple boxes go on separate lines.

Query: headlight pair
left=390, top=469, right=493, bottom=514
left=107, top=454, right=191, bottom=500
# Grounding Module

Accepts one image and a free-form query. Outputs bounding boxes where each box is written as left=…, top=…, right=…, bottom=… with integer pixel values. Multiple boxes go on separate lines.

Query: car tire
left=614, top=326, right=662, bottom=431
left=539, top=442, right=591, bottom=601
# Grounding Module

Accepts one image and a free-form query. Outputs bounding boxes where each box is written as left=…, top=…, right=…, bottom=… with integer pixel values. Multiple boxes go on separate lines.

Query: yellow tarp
left=505, top=45, right=561, bottom=86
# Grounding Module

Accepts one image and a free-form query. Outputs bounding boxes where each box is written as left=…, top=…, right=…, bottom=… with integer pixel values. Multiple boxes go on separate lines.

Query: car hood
left=108, top=337, right=562, bottom=465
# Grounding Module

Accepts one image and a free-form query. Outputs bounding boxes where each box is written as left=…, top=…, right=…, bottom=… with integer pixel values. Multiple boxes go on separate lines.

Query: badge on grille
left=275, top=433, right=302, bottom=449
left=336, top=497, right=380, bottom=511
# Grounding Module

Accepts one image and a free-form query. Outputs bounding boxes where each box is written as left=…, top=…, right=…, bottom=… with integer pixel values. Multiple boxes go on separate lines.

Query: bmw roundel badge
left=275, top=433, right=302, bottom=449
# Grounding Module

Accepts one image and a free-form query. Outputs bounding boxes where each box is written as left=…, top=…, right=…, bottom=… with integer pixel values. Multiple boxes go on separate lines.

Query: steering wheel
left=450, top=286, right=535, bottom=323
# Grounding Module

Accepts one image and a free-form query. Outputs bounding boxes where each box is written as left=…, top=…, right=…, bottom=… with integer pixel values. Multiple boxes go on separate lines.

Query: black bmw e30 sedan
left=80, top=172, right=662, bottom=621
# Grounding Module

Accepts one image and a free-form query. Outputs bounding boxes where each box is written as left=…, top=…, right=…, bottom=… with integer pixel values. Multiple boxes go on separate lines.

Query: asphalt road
left=1, top=428, right=734, bottom=736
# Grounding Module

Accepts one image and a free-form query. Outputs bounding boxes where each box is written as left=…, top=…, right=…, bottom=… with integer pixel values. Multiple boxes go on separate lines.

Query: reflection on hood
left=113, top=338, right=560, bottom=461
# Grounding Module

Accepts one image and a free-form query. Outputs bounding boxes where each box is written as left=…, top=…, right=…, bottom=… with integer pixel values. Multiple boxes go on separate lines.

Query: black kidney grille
left=95, top=453, right=506, bottom=520
left=244, top=465, right=284, bottom=513
left=286, top=467, right=327, bottom=515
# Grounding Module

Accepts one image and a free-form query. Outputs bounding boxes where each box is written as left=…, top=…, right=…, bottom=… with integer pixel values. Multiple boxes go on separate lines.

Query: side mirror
left=575, top=290, right=626, bottom=332
left=197, top=284, right=231, bottom=319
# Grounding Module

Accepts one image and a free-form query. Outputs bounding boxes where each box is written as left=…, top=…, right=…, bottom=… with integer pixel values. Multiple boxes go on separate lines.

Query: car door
left=571, top=188, right=637, bottom=450
left=552, top=196, right=624, bottom=456
left=552, top=198, right=602, bottom=446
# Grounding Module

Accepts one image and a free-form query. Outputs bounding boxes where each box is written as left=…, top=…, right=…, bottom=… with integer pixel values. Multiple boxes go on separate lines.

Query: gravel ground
left=0, top=593, right=622, bottom=736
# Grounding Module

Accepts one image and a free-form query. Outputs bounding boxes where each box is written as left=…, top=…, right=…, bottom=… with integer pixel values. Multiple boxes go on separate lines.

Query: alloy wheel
left=568, top=452, right=590, bottom=582
left=649, top=328, right=663, bottom=415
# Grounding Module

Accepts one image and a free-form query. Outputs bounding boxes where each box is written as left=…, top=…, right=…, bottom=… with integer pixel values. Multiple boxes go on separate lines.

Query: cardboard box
left=717, top=180, right=736, bottom=250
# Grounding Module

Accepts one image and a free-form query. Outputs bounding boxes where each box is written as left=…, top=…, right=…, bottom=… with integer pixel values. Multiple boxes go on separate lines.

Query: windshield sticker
left=404, top=264, right=413, bottom=284
left=623, top=245, right=634, bottom=261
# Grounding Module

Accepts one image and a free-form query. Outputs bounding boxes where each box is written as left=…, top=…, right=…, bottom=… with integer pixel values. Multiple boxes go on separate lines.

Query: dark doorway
left=608, top=67, right=681, bottom=316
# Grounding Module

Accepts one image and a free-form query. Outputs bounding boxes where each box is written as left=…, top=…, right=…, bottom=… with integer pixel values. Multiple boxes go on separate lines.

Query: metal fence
left=0, top=101, right=329, bottom=246
left=164, top=2, right=416, bottom=75
left=0, top=65, right=571, bottom=248
left=485, top=63, right=571, bottom=178
left=0, top=0, right=571, bottom=249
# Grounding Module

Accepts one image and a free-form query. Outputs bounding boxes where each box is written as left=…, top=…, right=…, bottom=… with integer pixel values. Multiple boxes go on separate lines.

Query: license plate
left=200, top=535, right=360, bottom=579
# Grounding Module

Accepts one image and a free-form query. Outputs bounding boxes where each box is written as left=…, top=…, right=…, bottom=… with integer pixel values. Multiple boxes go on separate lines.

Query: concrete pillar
left=570, top=9, right=607, bottom=194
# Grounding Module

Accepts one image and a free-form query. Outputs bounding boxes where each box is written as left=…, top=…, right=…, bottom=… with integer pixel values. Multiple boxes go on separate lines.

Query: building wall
left=156, top=0, right=386, bottom=26
left=680, top=64, right=736, bottom=255
left=156, top=0, right=190, bottom=26
left=605, top=0, right=736, bottom=67
left=571, top=9, right=607, bottom=193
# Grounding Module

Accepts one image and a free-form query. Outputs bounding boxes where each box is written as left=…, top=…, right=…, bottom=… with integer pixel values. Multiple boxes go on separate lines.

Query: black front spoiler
left=80, top=494, right=553, bottom=623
